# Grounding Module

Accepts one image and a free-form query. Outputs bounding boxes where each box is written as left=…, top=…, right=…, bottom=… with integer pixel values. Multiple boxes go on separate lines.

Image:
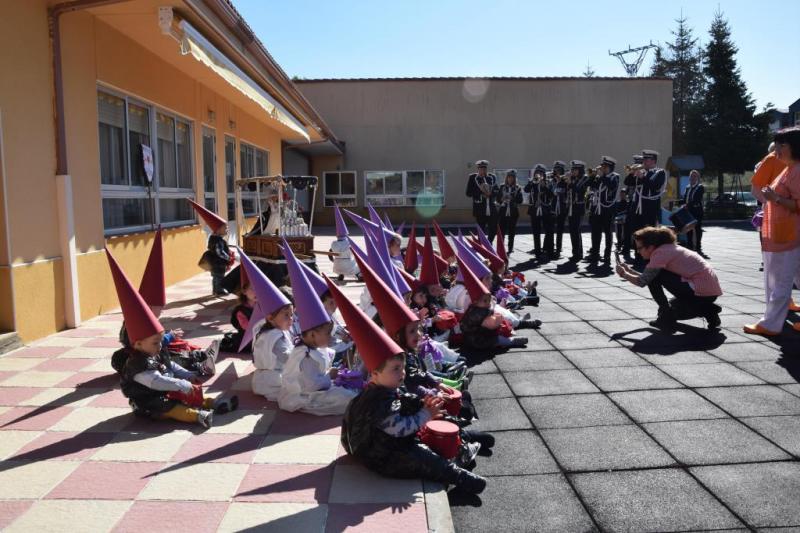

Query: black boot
left=517, top=319, right=542, bottom=329
left=463, top=429, right=495, bottom=449
left=649, top=307, right=677, bottom=331
left=704, top=303, right=722, bottom=330
left=454, top=469, right=488, bottom=494
left=509, top=337, right=529, bottom=348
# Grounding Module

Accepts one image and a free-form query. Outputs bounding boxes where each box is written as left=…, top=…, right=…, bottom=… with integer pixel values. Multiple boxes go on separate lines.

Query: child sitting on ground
left=252, top=297, right=294, bottom=401
left=278, top=242, right=358, bottom=415
left=106, top=248, right=236, bottom=429
left=327, top=276, right=488, bottom=494
left=221, top=279, right=256, bottom=353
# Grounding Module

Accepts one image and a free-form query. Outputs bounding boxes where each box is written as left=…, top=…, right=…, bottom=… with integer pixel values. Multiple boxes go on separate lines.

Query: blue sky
left=233, top=0, right=799, bottom=111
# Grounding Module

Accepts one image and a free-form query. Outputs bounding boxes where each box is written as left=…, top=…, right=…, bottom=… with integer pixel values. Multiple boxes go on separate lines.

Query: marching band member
left=494, top=170, right=524, bottom=254
left=567, top=160, right=589, bottom=262
left=621, top=154, right=645, bottom=259
left=681, top=170, right=706, bottom=256
left=465, top=159, right=498, bottom=241
left=524, top=164, right=549, bottom=259
left=586, top=156, right=620, bottom=265
left=551, top=161, right=569, bottom=259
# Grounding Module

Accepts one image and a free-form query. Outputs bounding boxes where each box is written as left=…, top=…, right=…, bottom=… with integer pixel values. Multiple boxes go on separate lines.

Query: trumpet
left=624, top=163, right=644, bottom=174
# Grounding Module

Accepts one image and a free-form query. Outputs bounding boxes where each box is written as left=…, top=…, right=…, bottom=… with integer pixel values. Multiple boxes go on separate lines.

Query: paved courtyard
left=450, top=224, right=800, bottom=532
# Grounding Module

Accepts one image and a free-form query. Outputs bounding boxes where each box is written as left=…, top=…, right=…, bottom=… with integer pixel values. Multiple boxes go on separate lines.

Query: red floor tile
left=113, top=501, right=229, bottom=533
left=89, top=389, right=131, bottom=408
left=11, top=431, right=115, bottom=461
left=34, top=358, right=96, bottom=372
left=234, top=464, right=333, bottom=503
left=325, top=503, right=428, bottom=533
left=171, top=434, right=263, bottom=464
left=56, top=372, right=118, bottom=389
left=46, top=460, right=161, bottom=500
left=233, top=391, right=277, bottom=411
left=83, top=337, right=123, bottom=348
left=8, top=346, right=71, bottom=358
left=57, top=328, right=112, bottom=338
left=270, top=411, right=343, bottom=436
left=0, top=500, right=34, bottom=529
left=0, top=387, right=41, bottom=406
left=0, top=406, right=74, bottom=430
left=0, top=371, right=17, bottom=383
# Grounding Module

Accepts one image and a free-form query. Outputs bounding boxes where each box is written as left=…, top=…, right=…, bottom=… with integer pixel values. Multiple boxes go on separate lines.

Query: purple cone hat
left=476, top=224, right=494, bottom=251
left=334, top=204, right=348, bottom=239
left=455, top=233, right=492, bottom=279
left=280, top=241, right=329, bottom=298
left=344, top=209, right=399, bottom=243
left=383, top=212, right=394, bottom=232
left=396, top=221, right=406, bottom=236
left=346, top=236, right=369, bottom=265
left=393, top=264, right=412, bottom=294
left=364, top=228, right=401, bottom=296
left=238, top=304, right=265, bottom=352
left=281, top=239, right=331, bottom=332
left=239, top=249, right=290, bottom=316
left=367, top=203, right=382, bottom=225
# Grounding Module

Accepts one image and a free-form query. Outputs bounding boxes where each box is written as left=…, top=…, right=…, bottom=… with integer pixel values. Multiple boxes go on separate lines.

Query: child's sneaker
left=201, top=340, right=220, bottom=375
left=456, top=441, right=481, bottom=468
left=213, top=395, right=239, bottom=415
left=454, top=470, right=487, bottom=494
left=197, top=409, right=214, bottom=428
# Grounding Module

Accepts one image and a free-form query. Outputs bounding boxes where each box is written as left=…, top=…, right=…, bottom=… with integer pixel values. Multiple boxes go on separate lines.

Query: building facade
left=0, top=0, right=339, bottom=341
left=297, top=77, right=673, bottom=226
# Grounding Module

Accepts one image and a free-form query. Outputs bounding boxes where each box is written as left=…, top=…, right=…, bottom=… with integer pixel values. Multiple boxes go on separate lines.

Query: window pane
left=242, top=197, right=256, bottom=216
left=369, top=196, right=406, bottom=207
left=366, top=172, right=384, bottom=195
left=225, top=137, right=236, bottom=193
left=385, top=172, right=403, bottom=195
left=240, top=144, right=254, bottom=179
left=204, top=196, right=216, bottom=212
left=156, top=113, right=176, bottom=188
left=102, top=197, right=152, bottom=230
left=98, top=92, right=127, bottom=186
left=227, top=198, right=235, bottom=220
left=202, top=130, right=215, bottom=193
left=127, top=102, right=150, bottom=187
left=255, top=149, right=267, bottom=176
left=406, top=171, right=424, bottom=195
left=176, top=120, right=192, bottom=189
left=159, top=197, right=193, bottom=223
left=424, top=170, right=444, bottom=194
left=324, top=197, right=356, bottom=207
left=341, top=172, right=356, bottom=195
left=325, top=172, right=340, bottom=196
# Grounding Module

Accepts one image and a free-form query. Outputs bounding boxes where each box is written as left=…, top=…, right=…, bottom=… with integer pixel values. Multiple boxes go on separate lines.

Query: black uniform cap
left=632, top=155, right=644, bottom=163
left=553, top=160, right=567, bottom=170
left=601, top=156, right=617, bottom=167
left=570, top=160, right=586, bottom=169
left=533, top=164, right=547, bottom=173
left=505, top=169, right=517, bottom=177
left=642, top=150, right=659, bottom=160
left=475, top=159, right=489, bottom=167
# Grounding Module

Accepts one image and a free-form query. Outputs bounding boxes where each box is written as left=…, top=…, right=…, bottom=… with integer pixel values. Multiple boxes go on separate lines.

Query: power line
left=609, top=42, right=657, bottom=77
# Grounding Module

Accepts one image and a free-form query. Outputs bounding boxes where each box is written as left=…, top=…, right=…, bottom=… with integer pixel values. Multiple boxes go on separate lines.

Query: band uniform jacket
left=524, top=179, right=554, bottom=217
left=570, top=176, right=590, bottom=213
left=493, top=183, right=524, bottom=218
left=465, top=173, right=498, bottom=217
left=588, top=173, right=620, bottom=215
left=682, top=183, right=705, bottom=220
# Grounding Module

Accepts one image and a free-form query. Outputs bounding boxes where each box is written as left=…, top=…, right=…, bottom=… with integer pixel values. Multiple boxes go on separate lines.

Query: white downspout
left=56, top=174, right=80, bottom=328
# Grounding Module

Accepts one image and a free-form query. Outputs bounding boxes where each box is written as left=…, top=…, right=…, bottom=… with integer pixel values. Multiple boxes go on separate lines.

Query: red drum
left=167, top=339, right=202, bottom=354
left=434, top=310, right=458, bottom=331
left=444, top=389, right=462, bottom=417
left=419, top=420, right=462, bottom=459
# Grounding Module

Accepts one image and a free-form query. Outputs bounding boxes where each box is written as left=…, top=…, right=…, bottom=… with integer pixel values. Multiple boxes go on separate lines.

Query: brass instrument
left=624, top=163, right=644, bottom=175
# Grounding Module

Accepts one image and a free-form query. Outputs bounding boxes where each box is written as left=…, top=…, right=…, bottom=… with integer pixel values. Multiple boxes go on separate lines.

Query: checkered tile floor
left=0, top=235, right=429, bottom=532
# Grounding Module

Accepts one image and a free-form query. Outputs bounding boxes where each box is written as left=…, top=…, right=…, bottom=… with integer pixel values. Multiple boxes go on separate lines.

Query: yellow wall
left=0, top=268, right=13, bottom=332
left=12, top=260, right=66, bottom=341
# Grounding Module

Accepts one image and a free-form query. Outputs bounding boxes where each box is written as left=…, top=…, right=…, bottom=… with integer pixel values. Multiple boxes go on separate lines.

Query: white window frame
left=239, top=140, right=268, bottom=217
left=363, top=170, right=446, bottom=207
left=322, top=170, right=357, bottom=208
left=98, top=85, right=196, bottom=236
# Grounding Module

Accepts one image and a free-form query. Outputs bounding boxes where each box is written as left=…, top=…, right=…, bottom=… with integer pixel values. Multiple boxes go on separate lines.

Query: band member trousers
left=529, top=215, right=542, bottom=254
left=589, top=211, right=614, bottom=261
left=499, top=212, right=519, bottom=252
left=554, top=210, right=567, bottom=255
left=542, top=213, right=555, bottom=256
left=685, top=217, right=703, bottom=253
left=568, top=207, right=584, bottom=259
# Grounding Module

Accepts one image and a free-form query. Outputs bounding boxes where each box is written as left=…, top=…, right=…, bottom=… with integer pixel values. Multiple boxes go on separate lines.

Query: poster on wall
left=142, top=144, right=154, bottom=183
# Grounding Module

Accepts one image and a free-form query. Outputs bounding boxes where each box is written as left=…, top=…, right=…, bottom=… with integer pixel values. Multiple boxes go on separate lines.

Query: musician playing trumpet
left=465, top=159, right=498, bottom=241
left=586, top=156, right=620, bottom=265
left=551, top=160, right=569, bottom=259
left=621, top=154, right=645, bottom=259
left=524, top=164, right=552, bottom=260
left=567, top=160, right=590, bottom=262
left=494, top=169, right=524, bottom=253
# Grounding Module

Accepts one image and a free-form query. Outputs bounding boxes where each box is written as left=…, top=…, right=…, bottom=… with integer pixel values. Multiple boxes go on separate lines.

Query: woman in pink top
left=616, top=226, right=722, bottom=331
left=744, top=127, right=800, bottom=336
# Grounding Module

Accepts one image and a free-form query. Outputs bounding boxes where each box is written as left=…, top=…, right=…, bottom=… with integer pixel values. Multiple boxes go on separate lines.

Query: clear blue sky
left=233, top=0, right=799, bottom=111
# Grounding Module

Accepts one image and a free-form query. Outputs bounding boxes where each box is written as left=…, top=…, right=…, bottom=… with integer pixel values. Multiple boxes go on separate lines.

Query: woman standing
left=744, top=127, right=800, bottom=336
left=495, top=170, right=524, bottom=253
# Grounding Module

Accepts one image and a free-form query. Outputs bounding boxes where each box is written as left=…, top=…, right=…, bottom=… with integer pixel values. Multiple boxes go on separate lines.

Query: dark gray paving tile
left=520, top=394, right=632, bottom=429
left=741, top=415, right=800, bottom=456
left=643, top=418, right=791, bottom=465
left=548, top=333, right=621, bottom=351
left=562, top=347, right=648, bottom=368
left=468, top=359, right=499, bottom=374
left=505, top=369, right=599, bottom=397
left=781, top=384, right=800, bottom=397
left=471, top=430, right=559, bottom=476
left=696, top=386, right=800, bottom=417
left=659, top=362, right=766, bottom=387
left=467, top=373, right=513, bottom=399
left=537, top=321, right=599, bottom=335
left=569, top=309, right=634, bottom=321
left=638, top=350, right=721, bottom=365
left=582, top=366, right=682, bottom=392
left=493, top=351, right=574, bottom=372
left=572, top=469, right=743, bottom=531
left=609, top=389, right=727, bottom=423
left=692, top=462, right=800, bottom=528
left=469, top=398, right=532, bottom=432
left=587, top=319, right=651, bottom=336
left=540, top=425, right=674, bottom=471
left=543, top=291, right=598, bottom=302
left=450, top=474, right=595, bottom=533
left=735, top=360, right=800, bottom=385
left=708, top=342, right=782, bottom=362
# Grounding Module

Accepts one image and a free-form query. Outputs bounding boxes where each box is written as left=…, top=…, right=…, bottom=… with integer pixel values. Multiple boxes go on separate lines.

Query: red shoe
left=742, top=324, right=780, bottom=336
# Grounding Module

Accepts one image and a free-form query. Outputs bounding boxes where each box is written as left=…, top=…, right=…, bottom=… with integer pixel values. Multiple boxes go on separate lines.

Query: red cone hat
left=419, top=227, right=439, bottom=286
left=139, top=227, right=166, bottom=308
left=456, top=256, right=490, bottom=302
left=106, top=247, right=164, bottom=345
left=433, top=221, right=455, bottom=262
left=353, top=253, right=417, bottom=337
left=404, top=223, right=418, bottom=273
left=495, top=224, right=508, bottom=264
left=433, top=252, right=449, bottom=275
left=324, top=274, right=405, bottom=372
left=187, top=199, right=225, bottom=233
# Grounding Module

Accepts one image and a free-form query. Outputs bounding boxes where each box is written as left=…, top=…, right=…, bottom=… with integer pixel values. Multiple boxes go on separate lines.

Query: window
left=202, top=127, right=216, bottom=212
left=364, top=170, right=445, bottom=207
left=323, top=171, right=357, bottom=207
left=225, top=136, right=237, bottom=221
left=239, top=142, right=268, bottom=216
left=98, top=88, right=195, bottom=234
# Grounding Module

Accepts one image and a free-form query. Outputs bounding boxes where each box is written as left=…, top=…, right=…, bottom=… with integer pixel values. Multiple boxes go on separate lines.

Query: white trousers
left=760, top=248, right=800, bottom=332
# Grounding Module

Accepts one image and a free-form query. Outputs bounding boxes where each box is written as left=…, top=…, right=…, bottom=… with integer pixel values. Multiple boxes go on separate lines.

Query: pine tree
left=582, top=61, right=595, bottom=78
left=650, top=46, right=668, bottom=77
left=695, top=10, right=769, bottom=194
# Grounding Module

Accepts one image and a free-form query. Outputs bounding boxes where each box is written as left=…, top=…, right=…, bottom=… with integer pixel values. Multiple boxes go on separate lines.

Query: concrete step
left=0, top=331, right=22, bottom=356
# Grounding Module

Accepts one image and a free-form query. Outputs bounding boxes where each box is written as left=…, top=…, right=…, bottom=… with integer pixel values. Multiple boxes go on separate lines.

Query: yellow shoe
left=789, top=299, right=800, bottom=312
left=742, top=323, right=780, bottom=336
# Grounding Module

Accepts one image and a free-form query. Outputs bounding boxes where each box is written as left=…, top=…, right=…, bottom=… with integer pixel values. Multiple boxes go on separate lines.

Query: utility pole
left=609, top=42, right=657, bottom=76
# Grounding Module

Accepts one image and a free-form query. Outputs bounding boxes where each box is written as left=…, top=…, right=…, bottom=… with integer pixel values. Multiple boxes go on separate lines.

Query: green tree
left=694, top=10, right=770, bottom=194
